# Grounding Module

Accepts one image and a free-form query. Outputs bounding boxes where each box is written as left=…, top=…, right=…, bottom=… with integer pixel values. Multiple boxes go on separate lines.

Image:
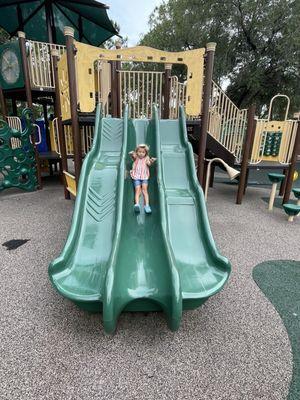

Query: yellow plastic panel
left=252, top=120, right=292, bottom=163
left=64, top=171, right=76, bottom=196
left=58, top=52, right=71, bottom=121
left=74, top=41, right=205, bottom=116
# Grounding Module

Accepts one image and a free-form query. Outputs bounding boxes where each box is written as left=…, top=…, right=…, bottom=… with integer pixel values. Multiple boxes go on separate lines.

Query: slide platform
left=49, top=105, right=231, bottom=333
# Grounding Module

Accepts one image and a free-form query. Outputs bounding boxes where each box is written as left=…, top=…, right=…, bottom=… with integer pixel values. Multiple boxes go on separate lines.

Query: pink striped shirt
left=130, top=157, right=150, bottom=180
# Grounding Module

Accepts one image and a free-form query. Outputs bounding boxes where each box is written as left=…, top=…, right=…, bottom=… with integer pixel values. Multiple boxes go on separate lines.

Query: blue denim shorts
left=132, top=179, right=148, bottom=187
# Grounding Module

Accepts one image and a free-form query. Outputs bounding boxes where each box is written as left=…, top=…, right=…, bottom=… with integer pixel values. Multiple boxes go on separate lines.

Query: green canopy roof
left=0, top=0, right=119, bottom=45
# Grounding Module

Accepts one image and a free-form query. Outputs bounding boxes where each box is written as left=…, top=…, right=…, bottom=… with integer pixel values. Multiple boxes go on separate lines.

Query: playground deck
left=0, top=179, right=298, bottom=400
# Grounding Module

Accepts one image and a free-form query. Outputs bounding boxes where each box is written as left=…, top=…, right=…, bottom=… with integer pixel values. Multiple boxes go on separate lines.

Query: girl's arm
left=129, top=151, right=137, bottom=160
left=146, top=156, right=157, bottom=166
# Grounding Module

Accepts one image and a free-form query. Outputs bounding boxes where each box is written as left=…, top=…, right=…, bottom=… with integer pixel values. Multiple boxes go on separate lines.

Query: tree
left=140, top=0, right=300, bottom=116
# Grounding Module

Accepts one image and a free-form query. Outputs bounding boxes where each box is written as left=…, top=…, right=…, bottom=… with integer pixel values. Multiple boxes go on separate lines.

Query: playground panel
left=0, top=109, right=37, bottom=191
left=58, top=41, right=205, bottom=121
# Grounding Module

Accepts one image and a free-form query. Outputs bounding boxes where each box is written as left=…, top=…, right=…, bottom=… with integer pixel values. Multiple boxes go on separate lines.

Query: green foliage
left=0, top=27, right=9, bottom=44
left=141, top=0, right=300, bottom=116
left=102, top=21, right=128, bottom=49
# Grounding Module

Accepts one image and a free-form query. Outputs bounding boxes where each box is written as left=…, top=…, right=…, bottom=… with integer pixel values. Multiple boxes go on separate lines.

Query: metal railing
left=169, top=76, right=186, bottom=119
left=52, top=119, right=94, bottom=156
left=27, top=40, right=65, bottom=89
left=119, top=70, right=164, bottom=118
left=208, top=81, right=247, bottom=162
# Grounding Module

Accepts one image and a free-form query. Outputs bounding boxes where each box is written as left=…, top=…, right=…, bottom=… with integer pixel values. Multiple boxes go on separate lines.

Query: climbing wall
left=0, top=108, right=37, bottom=191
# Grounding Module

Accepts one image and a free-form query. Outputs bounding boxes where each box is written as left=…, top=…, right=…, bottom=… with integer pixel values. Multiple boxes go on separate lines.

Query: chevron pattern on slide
left=86, top=186, right=116, bottom=223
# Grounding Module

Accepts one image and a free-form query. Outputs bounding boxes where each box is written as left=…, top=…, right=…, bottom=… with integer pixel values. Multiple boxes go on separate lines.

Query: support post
left=115, top=41, right=122, bottom=117
left=283, top=121, right=300, bottom=203
left=51, top=48, right=70, bottom=199
left=268, top=183, right=277, bottom=211
left=12, top=98, right=18, bottom=116
left=18, top=31, right=33, bottom=108
left=279, top=168, right=288, bottom=196
left=197, top=42, right=216, bottom=188
left=43, top=103, right=51, bottom=151
left=18, top=31, right=42, bottom=189
left=0, top=85, right=8, bottom=118
left=64, top=26, right=82, bottom=185
left=110, top=60, right=119, bottom=117
left=236, top=104, right=256, bottom=204
left=163, top=63, right=172, bottom=119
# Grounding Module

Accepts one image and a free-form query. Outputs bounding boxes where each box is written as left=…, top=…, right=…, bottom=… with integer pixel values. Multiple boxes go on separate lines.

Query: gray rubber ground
left=0, top=180, right=298, bottom=400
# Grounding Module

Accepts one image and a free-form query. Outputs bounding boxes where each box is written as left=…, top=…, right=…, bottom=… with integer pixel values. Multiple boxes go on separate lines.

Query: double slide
left=49, top=105, right=231, bottom=333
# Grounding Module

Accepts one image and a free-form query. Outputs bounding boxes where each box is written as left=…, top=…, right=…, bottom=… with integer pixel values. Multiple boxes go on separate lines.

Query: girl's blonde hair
left=135, top=144, right=149, bottom=155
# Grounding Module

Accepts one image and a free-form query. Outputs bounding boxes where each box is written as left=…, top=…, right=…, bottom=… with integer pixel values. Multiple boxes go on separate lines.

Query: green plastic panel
left=262, top=131, right=282, bottom=157
left=49, top=105, right=231, bottom=333
left=0, top=108, right=37, bottom=192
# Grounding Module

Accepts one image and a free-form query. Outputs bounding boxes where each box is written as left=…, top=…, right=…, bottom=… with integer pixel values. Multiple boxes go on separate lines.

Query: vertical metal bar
left=163, top=64, right=172, bottom=119
left=142, top=71, right=145, bottom=118
left=159, top=72, right=163, bottom=118
left=133, top=71, right=136, bottom=118
left=146, top=72, right=149, bottom=118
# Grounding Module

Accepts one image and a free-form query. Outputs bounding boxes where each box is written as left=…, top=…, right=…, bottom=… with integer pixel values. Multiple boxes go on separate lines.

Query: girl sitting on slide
left=129, top=144, right=156, bottom=214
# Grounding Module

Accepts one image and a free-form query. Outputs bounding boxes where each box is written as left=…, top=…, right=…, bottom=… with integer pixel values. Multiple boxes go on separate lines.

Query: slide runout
left=154, top=106, right=230, bottom=308
left=103, top=118, right=182, bottom=333
left=49, top=106, right=128, bottom=304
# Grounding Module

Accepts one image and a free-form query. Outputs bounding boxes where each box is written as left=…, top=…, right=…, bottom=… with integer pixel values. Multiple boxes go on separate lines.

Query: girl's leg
left=135, top=185, right=142, bottom=204
left=141, top=183, right=149, bottom=206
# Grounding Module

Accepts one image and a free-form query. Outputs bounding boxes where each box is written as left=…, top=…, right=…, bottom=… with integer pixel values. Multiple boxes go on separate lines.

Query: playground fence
left=27, top=40, right=65, bottom=89
left=118, top=70, right=164, bottom=118
left=208, top=81, right=247, bottom=162
left=52, top=119, right=94, bottom=156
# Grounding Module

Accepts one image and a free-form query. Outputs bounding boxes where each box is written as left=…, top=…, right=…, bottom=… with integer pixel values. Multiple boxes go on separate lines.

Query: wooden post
left=279, top=168, right=288, bottom=196
left=236, top=104, right=256, bottom=204
left=115, top=41, right=122, bottom=117
left=18, top=31, right=42, bottom=189
left=12, top=98, right=18, bottom=116
left=163, top=63, right=172, bottom=119
left=197, top=42, right=216, bottom=188
left=51, top=48, right=70, bottom=199
left=209, top=163, right=215, bottom=188
left=18, top=31, right=33, bottom=108
left=64, top=26, right=82, bottom=185
left=110, top=60, right=119, bottom=117
left=43, top=103, right=52, bottom=151
left=283, top=121, right=300, bottom=203
left=0, top=85, right=7, bottom=118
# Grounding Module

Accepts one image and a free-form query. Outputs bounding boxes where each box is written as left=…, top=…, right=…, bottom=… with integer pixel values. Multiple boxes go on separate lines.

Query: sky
left=105, top=0, right=162, bottom=46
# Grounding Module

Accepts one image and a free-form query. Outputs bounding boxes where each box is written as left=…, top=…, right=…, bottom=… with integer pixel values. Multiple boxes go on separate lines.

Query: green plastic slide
left=49, top=105, right=231, bottom=333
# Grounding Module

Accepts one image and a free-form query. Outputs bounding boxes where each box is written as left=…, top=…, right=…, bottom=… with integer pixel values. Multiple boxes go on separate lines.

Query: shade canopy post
left=64, top=26, right=82, bottom=185
left=197, top=42, right=216, bottom=188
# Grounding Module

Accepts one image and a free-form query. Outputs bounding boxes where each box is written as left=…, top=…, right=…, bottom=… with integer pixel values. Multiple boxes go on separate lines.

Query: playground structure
left=0, top=26, right=299, bottom=203
left=56, top=31, right=299, bottom=203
